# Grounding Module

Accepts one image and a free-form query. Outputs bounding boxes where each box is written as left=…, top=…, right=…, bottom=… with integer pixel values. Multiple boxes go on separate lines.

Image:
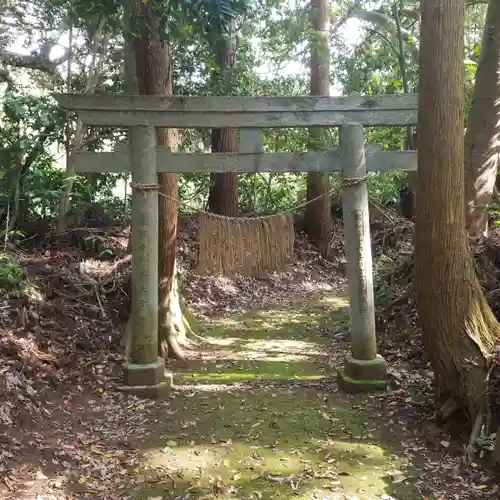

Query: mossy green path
left=130, top=293, right=421, bottom=500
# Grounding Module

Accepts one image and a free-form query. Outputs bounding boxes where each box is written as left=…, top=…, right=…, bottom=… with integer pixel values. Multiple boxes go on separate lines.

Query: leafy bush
left=0, top=253, right=27, bottom=298
left=367, top=171, right=407, bottom=205
left=374, top=250, right=413, bottom=307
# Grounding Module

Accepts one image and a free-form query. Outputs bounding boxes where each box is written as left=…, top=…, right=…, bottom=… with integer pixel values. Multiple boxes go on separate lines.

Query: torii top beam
left=52, top=93, right=418, bottom=128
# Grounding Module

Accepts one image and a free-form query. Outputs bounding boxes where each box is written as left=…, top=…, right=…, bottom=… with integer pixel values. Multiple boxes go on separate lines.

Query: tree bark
left=305, top=0, right=331, bottom=257
left=416, top=0, right=500, bottom=425
left=208, top=22, right=239, bottom=217
left=131, top=0, right=185, bottom=360
left=464, top=0, right=500, bottom=238
left=57, top=16, right=108, bottom=231
left=208, top=129, right=238, bottom=216
left=124, top=7, right=138, bottom=255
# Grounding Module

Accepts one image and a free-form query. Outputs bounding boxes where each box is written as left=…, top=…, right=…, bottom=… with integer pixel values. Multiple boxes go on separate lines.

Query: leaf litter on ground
left=0, top=216, right=499, bottom=498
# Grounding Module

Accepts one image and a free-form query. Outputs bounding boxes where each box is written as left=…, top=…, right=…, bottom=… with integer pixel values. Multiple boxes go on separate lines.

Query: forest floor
left=1, top=218, right=500, bottom=499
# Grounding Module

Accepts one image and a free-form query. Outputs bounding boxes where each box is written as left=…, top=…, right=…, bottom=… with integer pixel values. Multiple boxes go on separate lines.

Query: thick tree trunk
left=416, top=0, right=500, bottom=427
left=208, top=21, right=239, bottom=217
left=305, top=0, right=330, bottom=257
left=157, top=154, right=186, bottom=359
left=465, top=0, right=500, bottom=238
left=208, top=129, right=238, bottom=216
left=131, top=0, right=186, bottom=360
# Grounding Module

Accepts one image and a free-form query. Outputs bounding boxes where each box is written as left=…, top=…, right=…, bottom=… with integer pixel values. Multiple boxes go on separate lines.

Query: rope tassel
left=197, top=212, right=295, bottom=278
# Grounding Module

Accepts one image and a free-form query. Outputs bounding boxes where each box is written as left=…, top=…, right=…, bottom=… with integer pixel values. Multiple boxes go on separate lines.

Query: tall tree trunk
left=124, top=7, right=138, bottom=254
left=131, top=0, right=185, bottom=360
left=208, top=129, right=238, bottom=216
left=57, top=17, right=108, bottom=231
left=208, top=22, right=239, bottom=216
left=394, top=1, right=417, bottom=219
left=464, top=0, right=500, bottom=238
left=416, top=0, right=500, bottom=426
left=305, top=0, right=330, bottom=257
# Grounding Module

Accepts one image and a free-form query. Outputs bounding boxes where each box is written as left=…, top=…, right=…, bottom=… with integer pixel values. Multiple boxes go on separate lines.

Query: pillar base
left=117, top=380, right=172, bottom=399
left=119, top=357, right=173, bottom=399
left=337, top=353, right=387, bottom=393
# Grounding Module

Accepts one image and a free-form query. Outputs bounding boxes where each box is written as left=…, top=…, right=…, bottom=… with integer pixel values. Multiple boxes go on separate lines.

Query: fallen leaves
left=2, top=225, right=500, bottom=500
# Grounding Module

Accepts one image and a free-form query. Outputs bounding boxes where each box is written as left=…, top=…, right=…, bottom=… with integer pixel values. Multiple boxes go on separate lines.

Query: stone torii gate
left=53, top=93, right=418, bottom=397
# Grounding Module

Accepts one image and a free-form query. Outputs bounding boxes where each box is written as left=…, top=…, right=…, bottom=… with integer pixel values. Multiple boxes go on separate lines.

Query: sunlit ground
left=129, top=293, right=420, bottom=499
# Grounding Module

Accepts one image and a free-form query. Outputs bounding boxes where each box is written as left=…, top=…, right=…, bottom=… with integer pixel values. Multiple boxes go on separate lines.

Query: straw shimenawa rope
left=130, top=182, right=160, bottom=191
left=132, top=175, right=366, bottom=278
left=196, top=211, right=295, bottom=278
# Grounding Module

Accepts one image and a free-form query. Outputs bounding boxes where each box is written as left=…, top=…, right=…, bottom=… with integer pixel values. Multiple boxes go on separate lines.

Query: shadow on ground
left=129, top=388, right=420, bottom=500
left=124, top=293, right=422, bottom=500
left=2, top=291, right=477, bottom=500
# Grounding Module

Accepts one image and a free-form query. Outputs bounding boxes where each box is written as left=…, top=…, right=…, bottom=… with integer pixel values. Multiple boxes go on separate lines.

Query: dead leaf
left=391, top=473, right=407, bottom=484
left=267, top=474, right=294, bottom=484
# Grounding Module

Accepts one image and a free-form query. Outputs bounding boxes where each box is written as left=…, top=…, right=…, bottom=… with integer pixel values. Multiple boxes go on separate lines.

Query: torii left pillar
left=118, top=125, right=171, bottom=398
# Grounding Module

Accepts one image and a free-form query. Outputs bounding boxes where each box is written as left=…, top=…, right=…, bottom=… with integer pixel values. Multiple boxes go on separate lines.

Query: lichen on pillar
left=337, top=123, right=388, bottom=393
left=119, top=124, right=171, bottom=398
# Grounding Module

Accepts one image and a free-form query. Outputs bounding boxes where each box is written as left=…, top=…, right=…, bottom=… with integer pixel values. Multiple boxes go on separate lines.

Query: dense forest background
left=3, top=1, right=500, bottom=499
left=0, top=0, right=487, bottom=237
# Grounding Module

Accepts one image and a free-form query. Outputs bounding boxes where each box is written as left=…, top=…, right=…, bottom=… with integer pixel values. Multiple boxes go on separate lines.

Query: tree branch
left=366, top=28, right=400, bottom=60
left=0, top=14, right=73, bottom=76
left=331, top=0, right=362, bottom=32
left=351, top=8, right=419, bottom=63
left=0, top=46, right=70, bottom=75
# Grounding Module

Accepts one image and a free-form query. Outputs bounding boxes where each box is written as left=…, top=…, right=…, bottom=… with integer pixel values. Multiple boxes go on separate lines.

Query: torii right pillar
left=337, top=123, right=388, bottom=392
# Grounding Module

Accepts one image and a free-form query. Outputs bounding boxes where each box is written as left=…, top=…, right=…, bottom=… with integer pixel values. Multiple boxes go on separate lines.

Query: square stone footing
left=119, top=358, right=173, bottom=399
left=123, top=357, right=166, bottom=387
left=337, top=353, right=388, bottom=393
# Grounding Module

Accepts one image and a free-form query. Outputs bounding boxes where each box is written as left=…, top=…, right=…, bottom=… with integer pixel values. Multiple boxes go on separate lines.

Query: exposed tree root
left=462, top=411, right=484, bottom=466
left=417, top=253, right=500, bottom=464
left=163, top=334, right=185, bottom=360
left=492, top=427, right=500, bottom=464
left=160, top=270, right=210, bottom=359
left=161, top=315, right=187, bottom=360
left=121, top=272, right=206, bottom=362
left=437, top=397, right=461, bottom=423
left=179, top=295, right=208, bottom=343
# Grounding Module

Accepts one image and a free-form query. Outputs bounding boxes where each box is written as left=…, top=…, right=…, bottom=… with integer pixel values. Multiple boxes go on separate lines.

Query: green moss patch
left=127, top=293, right=421, bottom=499
left=131, top=388, right=417, bottom=499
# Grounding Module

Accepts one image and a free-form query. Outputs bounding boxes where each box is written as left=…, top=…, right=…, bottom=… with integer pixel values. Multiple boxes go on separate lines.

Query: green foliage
left=0, top=91, right=64, bottom=221
left=0, top=253, right=27, bottom=298
left=367, top=171, right=407, bottom=205
left=239, top=172, right=305, bottom=214
left=0, top=0, right=489, bottom=233
left=83, top=233, right=116, bottom=259
left=0, top=89, right=127, bottom=227
left=374, top=250, right=413, bottom=307
left=21, top=155, right=64, bottom=219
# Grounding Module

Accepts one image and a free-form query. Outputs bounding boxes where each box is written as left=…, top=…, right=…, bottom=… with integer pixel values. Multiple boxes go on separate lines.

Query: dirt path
left=1, top=292, right=497, bottom=499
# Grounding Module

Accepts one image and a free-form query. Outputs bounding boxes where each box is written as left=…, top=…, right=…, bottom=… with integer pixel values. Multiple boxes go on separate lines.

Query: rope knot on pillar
left=130, top=182, right=160, bottom=191
left=341, top=175, right=367, bottom=188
